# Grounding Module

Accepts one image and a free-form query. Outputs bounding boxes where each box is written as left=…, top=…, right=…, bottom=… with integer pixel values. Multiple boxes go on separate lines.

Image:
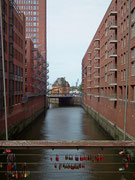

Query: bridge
left=0, top=140, right=135, bottom=179
left=47, top=93, right=74, bottom=98
left=47, top=92, right=81, bottom=105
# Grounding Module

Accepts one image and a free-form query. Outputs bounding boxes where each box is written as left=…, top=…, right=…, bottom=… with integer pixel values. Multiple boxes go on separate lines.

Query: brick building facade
left=25, top=38, right=34, bottom=94
left=0, top=0, right=25, bottom=115
left=82, top=0, right=135, bottom=139
left=14, top=0, right=48, bottom=96
left=52, top=78, right=70, bottom=94
left=0, top=0, right=47, bottom=138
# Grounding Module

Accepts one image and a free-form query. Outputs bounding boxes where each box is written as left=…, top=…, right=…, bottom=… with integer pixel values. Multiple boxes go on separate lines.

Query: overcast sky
left=47, top=0, right=112, bottom=86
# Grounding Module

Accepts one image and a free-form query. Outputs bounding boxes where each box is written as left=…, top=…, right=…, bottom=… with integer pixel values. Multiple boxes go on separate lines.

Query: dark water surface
left=2, top=104, right=134, bottom=179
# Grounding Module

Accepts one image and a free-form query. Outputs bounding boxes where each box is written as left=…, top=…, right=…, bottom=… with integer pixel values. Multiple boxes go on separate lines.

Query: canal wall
left=0, top=96, right=47, bottom=139
left=82, top=103, right=134, bottom=140
left=71, top=97, right=82, bottom=106
left=48, top=98, right=59, bottom=104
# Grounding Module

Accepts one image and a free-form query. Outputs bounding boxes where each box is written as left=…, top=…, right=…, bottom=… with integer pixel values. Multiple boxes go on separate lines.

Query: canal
left=2, top=104, right=134, bottom=179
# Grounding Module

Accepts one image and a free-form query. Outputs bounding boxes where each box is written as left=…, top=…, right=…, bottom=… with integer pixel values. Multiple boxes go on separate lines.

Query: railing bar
left=0, top=140, right=135, bottom=148
left=0, top=153, right=123, bottom=156
left=0, top=162, right=135, bottom=165
left=0, top=171, right=135, bottom=174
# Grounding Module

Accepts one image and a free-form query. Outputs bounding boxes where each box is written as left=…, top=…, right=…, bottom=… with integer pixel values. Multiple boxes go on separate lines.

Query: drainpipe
left=124, top=0, right=131, bottom=141
left=0, top=0, right=8, bottom=140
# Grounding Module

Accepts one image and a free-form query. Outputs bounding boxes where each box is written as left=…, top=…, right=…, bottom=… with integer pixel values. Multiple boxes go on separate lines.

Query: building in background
left=14, top=0, right=48, bottom=95
left=82, top=0, right=135, bottom=139
left=14, top=0, right=46, bottom=51
left=52, top=77, right=70, bottom=94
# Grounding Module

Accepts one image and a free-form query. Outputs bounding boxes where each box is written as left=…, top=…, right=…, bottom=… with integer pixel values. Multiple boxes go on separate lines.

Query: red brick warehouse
left=0, top=0, right=48, bottom=138
left=0, top=0, right=25, bottom=116
left=82, top=0, right=135, bottom=139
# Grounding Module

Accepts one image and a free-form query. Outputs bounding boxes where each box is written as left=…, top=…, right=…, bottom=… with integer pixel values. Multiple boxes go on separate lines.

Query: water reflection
left=4, top=105, right=133, bottom=179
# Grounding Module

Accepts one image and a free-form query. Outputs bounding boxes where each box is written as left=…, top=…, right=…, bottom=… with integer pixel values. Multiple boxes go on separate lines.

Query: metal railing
left=0, top=140, right=135, bottom=149
left=47, top=93, right=81, bottom=98
left=0, top=140, right=135, bottom=179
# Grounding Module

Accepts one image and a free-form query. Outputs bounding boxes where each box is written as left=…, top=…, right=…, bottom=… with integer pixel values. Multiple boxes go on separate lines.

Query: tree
left=78, top=84, right=82, bottom=91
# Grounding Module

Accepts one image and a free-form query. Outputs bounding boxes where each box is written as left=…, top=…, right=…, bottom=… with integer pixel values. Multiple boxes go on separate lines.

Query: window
left=123, top=53, right=126, bottom=64
left=33, top=28, right=37, bottom=32
left=21, top=68, right=23, bottom=77
left=119, top=86, right=123, bottom=99
left=121, top=23, right=123, bottom=33
left=131, top=47, right=135, bottom=62
left=131, top=48, right=135, bottom=76
left=105, top=74, right=107, bottom=82
left=33, top=22, right=36, bottom=26
left=33, top=6, right=36, bottom=10
left=84, top=67, right=87, bottom=76
left=121, top=55, right=123, bottom=65
left=105, top=65, right=107, bottom=73
left=105, top=43, right=107, bottom=59
left=121, top=70, right=123, bottom=81
left=132, top=8, right=135, bottom=24
left=127, top=16, right=129, bottom=28
left=131, top=62, right=135, bottom=76
left=33, top=0, right=36, bottom=4
left=33, top=11, right=36, bottom=15
left=121, top=39, right=123, bottom=49
left=33, top=33, right=37, bottom=37
left=132, top=24, right=135, bottom=38
left=124, top=37, right=126, bottom=48
left=121, top=7, right=123, bottom=17
left=124, top=20, right=126, bottom=31
left=123, top=70, right=126, bottom=81
left=101, top=88, right=104, bottom=96
left=131, top=86, right=135, bottom=101
left=124, top=3, right=126, bottom=14
left=33, top=17, right=36, bottom=21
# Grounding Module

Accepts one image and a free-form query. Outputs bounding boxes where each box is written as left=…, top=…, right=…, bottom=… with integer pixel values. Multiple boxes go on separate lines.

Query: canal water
left=2, top=104, right=134, bottom=179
